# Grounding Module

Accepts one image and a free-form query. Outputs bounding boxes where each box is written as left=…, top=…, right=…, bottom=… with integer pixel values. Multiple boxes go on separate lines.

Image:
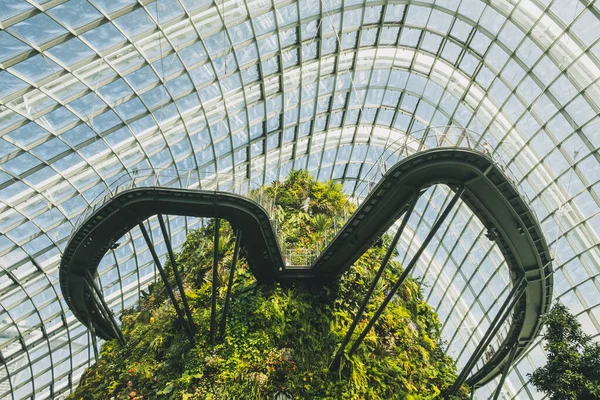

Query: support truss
left=86, top=271, right=125, bottom=346
left=347, top=186, right=465, bottom=357
left=330, top=195, right=418, bottom=371
left=492, top=342, right=519, bottom=400
left=219, top=228, right=243, bottom=339
left=449, top=276, right=527, bottom=395
left=158, top=214, right=195, bottom=335
left=88, top=316, right=98, bottom=363
left=139, top=221, right=195, bottom=340
left=210, top=218, right=220, bottom=343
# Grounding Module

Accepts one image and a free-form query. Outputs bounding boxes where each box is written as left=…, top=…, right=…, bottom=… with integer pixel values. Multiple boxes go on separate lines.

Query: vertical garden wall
left=68, top=172, right=469, bottom=399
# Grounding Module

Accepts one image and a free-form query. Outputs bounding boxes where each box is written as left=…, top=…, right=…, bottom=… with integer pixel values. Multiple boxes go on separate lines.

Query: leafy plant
left=68, top=171, right=469, bottom=400
left=528, top=302, right=600, bottom=399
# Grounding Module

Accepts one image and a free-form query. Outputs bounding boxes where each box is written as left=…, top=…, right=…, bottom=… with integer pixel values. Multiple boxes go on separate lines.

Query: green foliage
left=69, top=171, right=469, bottom=400
left=528, top=303, right=600, bottom=399
left=263, top=170, right=355, bottom=256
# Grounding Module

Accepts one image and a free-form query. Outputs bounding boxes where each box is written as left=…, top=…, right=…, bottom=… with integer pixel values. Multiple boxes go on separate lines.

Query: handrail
left=72, top=170, right=271, bottom=236
left=306, top=126, right=536, bottom=256
left=60, top=148, right=552, bottom=388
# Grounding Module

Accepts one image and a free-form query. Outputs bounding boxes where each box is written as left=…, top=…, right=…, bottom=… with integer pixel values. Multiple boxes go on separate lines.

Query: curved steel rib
left=59, top=148, right=552, bottom=387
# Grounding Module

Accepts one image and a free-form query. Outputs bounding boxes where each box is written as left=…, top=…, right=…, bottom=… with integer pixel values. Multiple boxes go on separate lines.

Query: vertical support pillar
left=330, top=196, right=418, bottom=370
left=219, top=228, right=242, bottom=338
left=139, top=222, right=194, bottom=340
left=86, top=271, right=125, bottom=345
left=88, top=316, right=98, bottom=362
left=210, top=218, right=220, bottom=342
left=158, top=214, right=195, bottom=334
left=492, top=342, right=519, bottom=400
left=348, top=187, right=465, bottom=356
left=449, top=276, right=526, bottom=395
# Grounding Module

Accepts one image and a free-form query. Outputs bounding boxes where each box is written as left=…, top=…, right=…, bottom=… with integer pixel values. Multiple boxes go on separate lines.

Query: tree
left=528, top=302, right=600, bottom=399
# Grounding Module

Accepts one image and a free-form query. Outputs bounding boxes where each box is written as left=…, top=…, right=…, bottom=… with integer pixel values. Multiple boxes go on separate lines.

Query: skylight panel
left=81, top=23, right=127, bottom=54
left=0, top=0, right=34, bottom=24
left=46, top=37, right=95, bottom=67
left=39, top=107, right=79, bottom=133
left=3, top=152, right=41, bottom=176
left=97, top=78, right=134, bottom=107
left=89, top=0, right=136, bottom=16
left=9, top=54, right=63, bottom=85
left=147, top=0, right=186, bottom=24
left=114, top=8, right=156, bottom=39
left=125, top=65, right=160, bottom=92
left=48, top=0, right=104, bottom=31
left=0, top=70, right=29, bottom=99
left=30, top=138, right=69, bottom=162
left=90, top=110, right=121, bottom=133
left=0, top=32, right=31, bottom=65
left=8, top=14, right=68, bottom=48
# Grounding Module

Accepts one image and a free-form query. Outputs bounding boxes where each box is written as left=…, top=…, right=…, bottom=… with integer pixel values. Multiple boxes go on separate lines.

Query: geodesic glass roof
left=0, top=0, right=599, bottom=398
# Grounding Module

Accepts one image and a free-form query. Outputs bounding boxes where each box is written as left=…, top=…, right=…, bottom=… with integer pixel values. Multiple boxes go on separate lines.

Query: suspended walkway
left=60, top=148, right=552, bottom=390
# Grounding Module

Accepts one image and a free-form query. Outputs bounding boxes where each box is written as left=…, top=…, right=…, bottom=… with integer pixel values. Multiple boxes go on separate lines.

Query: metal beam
left=210, top=218, right=220, bottom=342
left=86, top=272, right=125, bottom=345
left=219, top=228, right=242, bottom=339
left=330, top=196, right=418, bottom=370
left=88, top=316, right=98, bottom=362
left=348, top=186, right=465, bottom=356
left=158, top=214, right=195, bottom=335
left=450, top=276, right=527, bottom=395
left=139, top=222, right=194, bottom=340
left=492, top=342, right=519, bottom=400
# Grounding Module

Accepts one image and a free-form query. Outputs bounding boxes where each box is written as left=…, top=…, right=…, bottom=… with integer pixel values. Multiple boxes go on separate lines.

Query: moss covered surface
left=69, top=172, right=469, bottom=399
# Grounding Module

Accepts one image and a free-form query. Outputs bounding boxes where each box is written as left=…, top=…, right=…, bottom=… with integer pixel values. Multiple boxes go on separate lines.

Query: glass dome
left=0, top=0, right=598, bottom=398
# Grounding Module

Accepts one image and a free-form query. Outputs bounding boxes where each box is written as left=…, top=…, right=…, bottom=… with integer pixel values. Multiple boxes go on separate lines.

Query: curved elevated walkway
left=60, top=148, right=552, bottom=387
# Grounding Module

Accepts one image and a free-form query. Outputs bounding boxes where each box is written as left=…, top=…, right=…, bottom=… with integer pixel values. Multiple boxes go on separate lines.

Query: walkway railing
left=73, top=170, right=268, bottom=230
left=71, top=169, right=316, bottom=271
left=283, top=248, right=317, bottom=268
left=69, top=127, right=545, bottom=387
left=319, top=126, right=534, bottom=260
left=354, top=126, right=528, bottom=207
left=63, top=147, right=551, bottom=393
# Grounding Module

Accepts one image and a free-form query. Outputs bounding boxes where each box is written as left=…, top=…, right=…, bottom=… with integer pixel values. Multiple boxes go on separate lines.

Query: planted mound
left=69, top=171, right=469, bottom=399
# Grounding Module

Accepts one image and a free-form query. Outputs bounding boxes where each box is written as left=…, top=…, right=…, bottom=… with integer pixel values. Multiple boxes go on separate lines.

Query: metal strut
left=139, top=222, right=194, bottom=340
left=219, top=228, right=242, bottom=339
left=210, top=218, right=220, bottom=342
left=449, top=276, right=527, bottom=395
left=86, top=271, right=125, bottom=345
left=158, top=214, right=195, bottom=335
left=348, top=186, right=465, bottom=357
left=88, top=316, right=98, bottom=362
left=492, top=342, right=519, bottom=400
left=330, top=196, right=418, bottom=370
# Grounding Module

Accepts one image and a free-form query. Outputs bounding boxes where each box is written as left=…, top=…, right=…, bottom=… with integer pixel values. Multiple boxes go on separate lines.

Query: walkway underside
left=60, top=148, right=552, bottom=387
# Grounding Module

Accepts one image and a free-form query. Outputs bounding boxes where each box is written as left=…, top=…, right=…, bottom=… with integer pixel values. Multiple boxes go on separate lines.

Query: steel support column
left=348, top=186, right=465, bottom=356
left=449, top=276, right=527, bottom=395
left=210, top=218, right=220, bottom=342
left=139, top=222, right=194, bottom=340
left=219, top=228, right=242, bottom=339
left=492, top=342, right=519, bottom=400
left=158, top=214, right=195, bottom=334
left=86, top=272, right=125, bottom=345
left=330, top=196, right=418, bottom=370
left=88, top=316, right=98, bottom=362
